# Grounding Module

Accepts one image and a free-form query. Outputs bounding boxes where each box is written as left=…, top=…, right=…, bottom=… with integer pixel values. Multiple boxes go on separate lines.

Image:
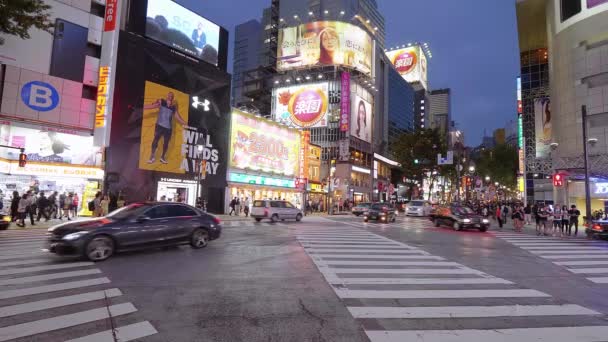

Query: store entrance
left=156, top=181, right=196, bottom=206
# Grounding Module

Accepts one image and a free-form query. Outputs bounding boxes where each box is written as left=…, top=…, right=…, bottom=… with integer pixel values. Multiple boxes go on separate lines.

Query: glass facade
left=388, top=67, right=415, bottom=156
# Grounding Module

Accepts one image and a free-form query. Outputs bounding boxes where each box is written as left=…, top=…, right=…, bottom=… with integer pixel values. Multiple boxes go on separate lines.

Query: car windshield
left=409, top=201, right=425, bottom=206
left=106, top=203, right=152, bottom=220
left=253, top=200, right=266, bottom=207
left=453, top=206, right=474, bottom=215
left=358, top=203, right=371, bottom=208
left=371, top=203, right=388, bottom=210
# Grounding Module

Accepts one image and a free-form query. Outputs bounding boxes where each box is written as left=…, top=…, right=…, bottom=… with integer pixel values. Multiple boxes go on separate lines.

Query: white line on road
left=569, top=267, right=608, bottom=274
left=323, top=260, right=460, bottom=266
left=531, top=250, right=608, bottom=255
left=0, top=237, right=46, bottom=243
left=0, top=258, right=55, bottom=267
left=335, top=278, right=513, bottom=285
left=298, top=238, right=389, bottom=242
left=306, top=249, right=425, bottom=254
left=301, top=242, right=402, bottom=246
left=588, top=277, right=608, bottom=283
left=334, top=289, right=550, bottom=299
left=331, top=268, right=484, bottom=275
left=314, top=254, right=442, bottom=260
left=65, top=321, right=158, bottom=342
left=348, top=304, right=598, bottom=319
left=554, top=260, right=608, bottom=266
left=542, top=254, right=608, bottom=259
left=0, top=277, right=110, bottom=300
left=510, top=243, right=601, bottom=247
left=0, top=288, right=122, bottom=318
left=522, top=246, right=608, bottom=250
left=0, top=261, right=94, bottom=276
left=0, top=269, right=101, bottom=286
left=304, top=245, right=413, bottom=249
left=0, top=302, right=136, bottom=341
left=364, top=326, right=608, bottom=342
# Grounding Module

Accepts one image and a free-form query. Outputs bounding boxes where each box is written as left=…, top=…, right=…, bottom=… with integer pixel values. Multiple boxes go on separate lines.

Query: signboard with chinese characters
left=299, top=130, right=310, bottom=185
left=385, top=45, right=428, bottom=89
left=274, top=82, right=329, bottom=128
left=229, top=172, right=296, bottom=188
left=340, top=72, right=350, bottom=132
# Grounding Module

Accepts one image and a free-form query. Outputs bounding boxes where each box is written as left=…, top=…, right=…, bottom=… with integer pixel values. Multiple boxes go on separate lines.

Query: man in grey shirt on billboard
left=143, top=92, right=186, bottom=164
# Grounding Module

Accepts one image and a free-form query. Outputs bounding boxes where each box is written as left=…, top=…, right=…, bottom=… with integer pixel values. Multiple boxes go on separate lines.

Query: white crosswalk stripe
left=222, top=220, right=288, bottom=227
left=297, top=226, right=608, bottom=340
left=493, top=231, right=608, bottom=284
left=0, top=229, right=158, bottom=341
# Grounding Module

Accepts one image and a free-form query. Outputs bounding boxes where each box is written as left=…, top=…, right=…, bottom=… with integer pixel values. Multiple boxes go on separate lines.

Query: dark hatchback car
left=586, top=220, right=608, bottom=240
left=364, top=203, right=397, bottom=223
left=47, top=202, right=221, bottom=261
left=430, top=204, right=490, bottom=232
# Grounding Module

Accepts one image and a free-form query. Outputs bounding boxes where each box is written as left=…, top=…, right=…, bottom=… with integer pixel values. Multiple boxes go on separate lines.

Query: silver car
left=406, top=200, right=432, bottom=217
left=251, top=200, right=303, bottom=223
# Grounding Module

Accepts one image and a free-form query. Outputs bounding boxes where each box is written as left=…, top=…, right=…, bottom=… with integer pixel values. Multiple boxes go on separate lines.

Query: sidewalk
left=491, top=219, right=589, bottom=239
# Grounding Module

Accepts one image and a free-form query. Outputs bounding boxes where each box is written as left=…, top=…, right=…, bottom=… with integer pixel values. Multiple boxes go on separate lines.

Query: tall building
left=232, top=19, right=263, bottom=107
left=494, top=128, right=506, bottom=145
left=428, top=88, right=451, bottom=137
left=387, top=65, right=415, bottom=157
left=505, top=118, right=518, bottom=148
left=517, top=0, right=608, bottom=212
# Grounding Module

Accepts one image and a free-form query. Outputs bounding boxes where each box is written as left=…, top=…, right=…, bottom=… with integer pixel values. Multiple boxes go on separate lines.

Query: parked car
left=251, top=200, right=303, bottom=222
left=405, top=200, right=432, bottom=217
left=586, top=220, right=608, bottom=240
left=364, top=203, right=397, bottom=223
left=47, top=202, right=221, bottom=261
left=430, top=204, right=490, bottom=232
left=352, top=202, right=372, bottom=216
left=0, top=213, right=10, bottom=230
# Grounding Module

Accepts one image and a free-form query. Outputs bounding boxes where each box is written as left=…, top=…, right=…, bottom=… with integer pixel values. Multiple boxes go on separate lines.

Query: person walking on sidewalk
left=496, top=205, right=503, bottom=229
left=560, top=205, right=569, bottom=236
left=243, top=197, right=250, bottom=217
left=16, top=193, right=31, bottom=227
left=36, top=192, right=50, bottom=222
left=228, top=197, right=237, bottom=216
left=72, top=193, right=79, bottom=218
left=568, top=205, right=581, bottom=236
left=501, top=203, right=509, bottom=225
left=546, top=205, right=555, bottom=236
left=524, top=204, right=532, bottom=225
left=513, top=205, right=524, bottom=232
left=10, top=191, right=20, bottom=222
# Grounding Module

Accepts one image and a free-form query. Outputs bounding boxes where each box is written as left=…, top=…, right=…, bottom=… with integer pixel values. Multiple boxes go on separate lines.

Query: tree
left=474, top=144, right=518, bottom=189
left=0, top=0, right=54, bottom=45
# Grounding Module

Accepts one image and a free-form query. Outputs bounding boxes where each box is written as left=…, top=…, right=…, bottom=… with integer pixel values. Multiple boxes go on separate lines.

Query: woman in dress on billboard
left=143, top=92, right=186, bottom=164
left=355, top=100, right=369, bottom=141
left=318, top=28, right=339, bottom=65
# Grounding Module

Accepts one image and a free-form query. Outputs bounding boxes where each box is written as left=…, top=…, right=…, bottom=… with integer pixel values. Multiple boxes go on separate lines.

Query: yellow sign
left=230, top=109, right=300, bottom=176
left=310, top=183, right=326, bottom=193
left=0, top=158, right=104, bottom=179
left=95, top=66, right=110, bottom=128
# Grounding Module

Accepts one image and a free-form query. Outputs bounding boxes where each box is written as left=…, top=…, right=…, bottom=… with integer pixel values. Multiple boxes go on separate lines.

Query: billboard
left=145, top=0, right=220, bottom=65
left=517, top=77, right=522, bottom=114
left=385, top=46, right=428, bottom=89
left=340, top=72, right=351, bottom=132
left=230, top=110, right=301, bottom=176
left=277, top=21, right=372, bottom=75
left=534, top=98, right=551, bottom=158
left=274, top=82, right=329, bottom=128
left=350, top=95, right=372, bottom=143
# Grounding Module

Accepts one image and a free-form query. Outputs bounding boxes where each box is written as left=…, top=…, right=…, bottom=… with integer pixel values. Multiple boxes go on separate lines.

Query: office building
left=387, top=65, right=415, bottom=157
left=232, top=19, right=263, bottom=107
left=428, top=88, right=451, bottom=137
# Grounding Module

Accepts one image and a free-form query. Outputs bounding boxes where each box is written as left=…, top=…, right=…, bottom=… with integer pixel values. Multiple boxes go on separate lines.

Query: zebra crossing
left=297, top=227, right=608, bottom=341
left=222, top=220, right=288, bottom=227
left=493, top=231, right=608, bottom=284
left=0, top=229, right=157, bottom=341
left=329, top=216, right=433, bottom=230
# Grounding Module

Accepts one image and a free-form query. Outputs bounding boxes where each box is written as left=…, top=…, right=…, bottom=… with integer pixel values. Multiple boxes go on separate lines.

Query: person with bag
left=10, top=191, right=20, bottom=222
left=512, top=205, right=524, bottom=232
left=16, top=193, right=30, bottom=227
left=496, top=205, right=503, bottom=229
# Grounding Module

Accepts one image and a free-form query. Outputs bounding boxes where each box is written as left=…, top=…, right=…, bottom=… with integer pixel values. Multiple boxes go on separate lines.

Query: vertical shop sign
left=104, top=0, right=118, bottom=31
left=340, top=72, right=350, bottom=132
left=94, top=67, right=110, bottom=128
left=339, top=138, right=349, bottom=161
left=298, top=131, right=310, bottom=189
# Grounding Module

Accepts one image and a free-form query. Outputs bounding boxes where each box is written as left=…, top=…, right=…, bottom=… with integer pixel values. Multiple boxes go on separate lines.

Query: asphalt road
left=2, top=215, right=608, bottom=341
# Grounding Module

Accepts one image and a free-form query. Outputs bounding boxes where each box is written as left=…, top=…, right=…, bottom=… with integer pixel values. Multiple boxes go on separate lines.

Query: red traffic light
left=18, top=153, right=27, bottom=167
left=553, top=173, right=564, bottom=187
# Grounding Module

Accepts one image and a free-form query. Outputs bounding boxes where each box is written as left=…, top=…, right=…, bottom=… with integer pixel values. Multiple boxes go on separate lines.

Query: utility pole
left=582, top=105, right=592, bottom=223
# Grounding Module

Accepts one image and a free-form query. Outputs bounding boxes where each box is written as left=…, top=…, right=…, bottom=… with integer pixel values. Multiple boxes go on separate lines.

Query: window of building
left=561, top=0, right=581, bottom=22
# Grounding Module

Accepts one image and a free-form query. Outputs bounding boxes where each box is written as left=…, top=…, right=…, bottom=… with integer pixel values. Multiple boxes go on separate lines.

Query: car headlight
left=463, top=218, right=471, bottom=223
left=2, top=216, right=10, bottom=222
left=482, top=219, right=489, bottom=224
left=63, top=231, right=89, bottom=241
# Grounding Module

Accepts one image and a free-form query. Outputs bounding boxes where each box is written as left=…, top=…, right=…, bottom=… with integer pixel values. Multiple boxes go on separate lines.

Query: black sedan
left=430, top=204, right=490, bottom=232
left=47, top=202, right=222, bottom=261
left=586, top=220, right=608, bottom=240
left=364, top=203, right=397, bottom=223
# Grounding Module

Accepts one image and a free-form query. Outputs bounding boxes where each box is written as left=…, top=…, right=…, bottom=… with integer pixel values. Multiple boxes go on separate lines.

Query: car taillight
left=382, top=207, right=388, bottom=212
left=213, top=217, right=221, bottom=225
left=593, top=224, right=603, bottom=231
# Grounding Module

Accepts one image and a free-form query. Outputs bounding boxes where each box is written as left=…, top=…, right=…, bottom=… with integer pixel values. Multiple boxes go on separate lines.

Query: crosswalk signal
left=18, top=152, right=27, bottom=167
left=553, top=173, right=564, bottom=187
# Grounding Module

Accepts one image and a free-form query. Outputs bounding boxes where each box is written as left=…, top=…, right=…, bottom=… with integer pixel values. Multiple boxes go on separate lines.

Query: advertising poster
left=274, top=82, right=329, bottom=128
left=277, top=21, right=372, bottom=75
left=230, top=110, right=300, bottom=176
left=534, top=98, right=551, bottom=158
left=145, top=0, right=220, bottom=65
left=385, top=46, right=427, bottom=88
left=350, top=95, right=372, bottom=143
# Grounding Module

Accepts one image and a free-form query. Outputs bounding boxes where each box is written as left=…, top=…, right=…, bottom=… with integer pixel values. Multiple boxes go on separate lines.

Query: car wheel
left=190, top=228, right=209, bottom=249
left=296, top=214, right=303, bottom=222
left=452, top=221, right=461, bottom=231
left=255, top=218, right=262, bottom=222
left=364, top=218, right=368, bottom=222
left=391, top=216, right=396, bottom=223
left=85, top=236, right=114, bottom=261
left=271, top=214, right=279, bottom=223
left=434, top=219, right=440, bottom=227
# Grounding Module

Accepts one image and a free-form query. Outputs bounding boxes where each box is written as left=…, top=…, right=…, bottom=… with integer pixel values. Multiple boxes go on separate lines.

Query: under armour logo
left=192, top=96, right=210, bottom=111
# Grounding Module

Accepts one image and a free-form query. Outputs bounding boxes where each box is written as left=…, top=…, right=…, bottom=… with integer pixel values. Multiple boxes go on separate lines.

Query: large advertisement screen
left=145, top=0, right=220, bottom=65
left=350, top=95, right=372, bottom=143
left=534, top=98, right=551, bottom=158
left=230, top=110, right=300, bottom=176
left=277, top=21, right=372, bottom=75
left=385, top=46, right=428, bottom=89
left=274, top=82, right=329, bottom=128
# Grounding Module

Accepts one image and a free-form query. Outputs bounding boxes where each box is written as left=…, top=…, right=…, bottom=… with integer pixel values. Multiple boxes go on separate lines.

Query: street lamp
left=485, top=176, right=490, bottom=182
left=468, top=166, right=475, bottom=173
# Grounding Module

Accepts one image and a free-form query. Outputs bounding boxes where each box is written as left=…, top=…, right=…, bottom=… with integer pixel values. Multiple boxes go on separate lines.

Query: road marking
left=65, top=321, right=158, bottom=342
left=542, top=254, right=608, bottom=259
left=301, top=242, right=401, bottom=246
left=348, top=304, right=599, bottom=319
left=511, top=243, right=601, bottom=247
left=298, top=238, right=388, bottom=242
left=304, top=245, right=413, bottom=249
left=306, top=249, right=425, bottom=254
left=0, top=237, right=46, bottom=243
left=334, top=289, right=550, bottom=299
left=0, top=261, right=94, bottom=276
left=568, top=267, right=608, bottom=274
left=336, top=278, right=513, bottom=285
left=364, top=326, right=608, bottom=342
left=0, top=288, right=122, bottom=318
left=531, top=250, right=608, bottom=255
left=323, top=260, right=460, bottom=266
left=554, top=260, right=608, bottom=266
left=0, top=302, right=136, bottom=341
left=0, top=258, right=55, bottom=267
left=523, top=246, right=608, bottom=250
left=0, top=269, right=102, bottom=286
left=0, top=251, right=46, bottom=260
left=314, top=254, right=442, bottom=260
left=331, top=268, right=484, bottom=275
left=588, top=277, right=608, bottom=283
left=0, top=277, right=110, bottom=300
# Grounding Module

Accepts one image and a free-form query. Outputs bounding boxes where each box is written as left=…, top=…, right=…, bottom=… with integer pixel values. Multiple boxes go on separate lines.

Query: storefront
left=227, top=172, right=303, bottom=211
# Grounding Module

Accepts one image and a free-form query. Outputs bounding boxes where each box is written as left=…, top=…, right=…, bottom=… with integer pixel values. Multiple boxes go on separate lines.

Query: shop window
left=561, top=0, right=581, bottom=22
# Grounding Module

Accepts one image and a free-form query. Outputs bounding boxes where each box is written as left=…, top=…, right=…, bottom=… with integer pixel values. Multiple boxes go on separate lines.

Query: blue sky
left=179, top=0, right=520, bottom=145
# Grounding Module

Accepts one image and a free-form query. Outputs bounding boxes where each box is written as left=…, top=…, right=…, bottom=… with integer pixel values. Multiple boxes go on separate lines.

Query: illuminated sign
left=274, top=82, right=329, bottom=128
left=518, top=176, right=525, bottom=193
left=309, top=183, right=326, bottom=193
left=0, top=158, right=104, bottom=179
left=95, top=66, right=110, bottom=128
left=517, top=77, right=522, bottom=114
left=104, top=0, right=118, bottom=31
left=595, top=182, right=608, bottom=194
left=277, top=21, right=373, bottom=75
left=191, top=96, right=210, bottom=111
left=518, top=149, right=525, bottom=175
left=352, top=166, right=371, bottom=174
left=230, top=110, right=301, bottom=176
left=518, top=114, right=523, bottom=149
left=299, top=131, right=310, bottom=183
left=340, top=72, right=350, bottom=132
left=229, top=172, right=296, bottom=188
left=385, top=45, right=428, bottom=89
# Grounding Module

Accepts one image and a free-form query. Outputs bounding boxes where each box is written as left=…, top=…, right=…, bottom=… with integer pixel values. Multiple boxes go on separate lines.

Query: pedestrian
left=533, top=203, right=540, bottom=233
left=537, top=203, right=548, bottom=236
left=108, top=193, right=118, bottom=214
left=235, top=197, right=241, bottom=216
left=48, top=191, right=58, bottom=219
left=117, top=195, right=126, bottom=208
left=512, top=205, right=524, bottom=232
left=16, top=193, right=30, bottom=227
left=58, top=193, right=66, bottom=219
left=546, top=205, right=554, bottom=236
left=524, top=204, right=532, bottom=225
left=93, top=191, right=103, bottom=217
left=501, top=203, right=509, bottom=225
left=72, top=193, right=79, bottom=218
left=10, top=191, right=20, bottom=222
left=568, top=205, right=581, bottom=236
left=229, top=197, right=236, bottom=216
left=36, top=192, right=50, bottom=222
left=560, top=205, right=569, bottom=237
left=243, top=197, right=250, bottom=217
left=100, top=194, right=110, bottom=216
left=553, top=204, right=562, bottom=236
left=496, top=205, right=503, bottom=229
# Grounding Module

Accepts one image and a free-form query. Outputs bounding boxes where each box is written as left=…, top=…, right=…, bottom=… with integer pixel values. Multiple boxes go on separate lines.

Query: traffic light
left=18, top=152, right=27, bottom=167
left=553, top=173, right=564, bottom=187
left=466, top=176, right=472, bottom=187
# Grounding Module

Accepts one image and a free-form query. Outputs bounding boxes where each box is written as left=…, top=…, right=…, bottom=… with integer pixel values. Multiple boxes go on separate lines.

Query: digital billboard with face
left=277, top=21, right=372, bottom=75
left=350, top=95, right=372, bottom=143
left=230, top=110, right=301, bottom=176
left=274, top=82, right=329, bottom=128
left=385, top=46, right=428, bottom=89
left=145, top=0, right=220, bottom=65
